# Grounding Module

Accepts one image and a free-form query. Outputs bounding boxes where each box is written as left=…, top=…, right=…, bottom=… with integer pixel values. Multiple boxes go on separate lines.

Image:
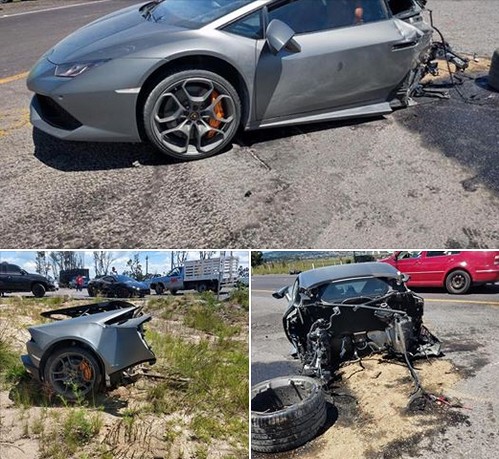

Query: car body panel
left=22, top=301, right=156, bottom=382
left=380, top=251, right=499, bottom=287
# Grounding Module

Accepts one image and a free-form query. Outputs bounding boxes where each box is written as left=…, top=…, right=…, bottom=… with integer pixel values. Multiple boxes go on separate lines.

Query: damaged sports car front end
left=22, top=301, right=156, bottom=400
left=274, top=263, right=441, bottom=386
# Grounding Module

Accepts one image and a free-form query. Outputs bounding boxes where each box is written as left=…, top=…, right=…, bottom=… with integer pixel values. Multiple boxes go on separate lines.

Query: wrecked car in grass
left=251, top=262, right=441, bottom=453
left=22, top=301, right=156, bottom=400
left=27, top=0, right=467, bottom=160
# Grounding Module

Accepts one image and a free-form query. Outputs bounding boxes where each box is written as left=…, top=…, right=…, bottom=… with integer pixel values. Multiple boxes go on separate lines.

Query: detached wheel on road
left=44, top=346, right=101, bottom=401
left=31, top=283, right=46, bottom=298
left=445, top=270, right=472, bottom=294
left=143, top=69, right=241, bottom=160
left=155, top=284, right=164, bottom=295
left=251, top=376, right=327, bottom=453
left=488, top=48, right=499, bottom=91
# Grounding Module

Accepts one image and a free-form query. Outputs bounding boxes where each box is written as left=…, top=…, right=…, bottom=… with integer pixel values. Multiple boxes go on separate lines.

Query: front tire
left=43, top=346, right=102, bottom=401
left=143, top=69, right=241, bottom=160
left=445, top=270, right=471, bottom=294
left=155, top=284, right=165, bottom=295
left=32, top=283, right=46, bottom=298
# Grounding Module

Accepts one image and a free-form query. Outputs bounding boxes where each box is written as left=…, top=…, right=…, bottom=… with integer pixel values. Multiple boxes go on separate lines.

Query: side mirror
left=266, top=19, right=301, bottom=54
left=272, top=286, right=290, bottom=300
left=396, top=272, right=410, bottom=285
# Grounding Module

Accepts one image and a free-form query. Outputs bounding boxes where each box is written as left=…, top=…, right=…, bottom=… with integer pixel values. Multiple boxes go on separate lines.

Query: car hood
left=125, top=280, right=149, bottom=289
left=47, top=4, right=188, bottom=65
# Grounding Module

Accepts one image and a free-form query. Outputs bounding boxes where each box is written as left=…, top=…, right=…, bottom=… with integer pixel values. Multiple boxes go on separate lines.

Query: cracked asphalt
left=0, top=0, right=498, bottom=248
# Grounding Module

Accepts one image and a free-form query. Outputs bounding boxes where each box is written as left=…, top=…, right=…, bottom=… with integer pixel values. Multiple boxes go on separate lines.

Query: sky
left=0, top=250, right=249, bottom=279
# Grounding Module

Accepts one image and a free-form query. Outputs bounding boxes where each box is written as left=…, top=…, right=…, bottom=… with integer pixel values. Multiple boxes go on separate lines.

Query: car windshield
left=148, top=0, right=254, bottom=28
left=115, top=275, right=137, bottom=283
left=317, top=277, right=391, bottom=303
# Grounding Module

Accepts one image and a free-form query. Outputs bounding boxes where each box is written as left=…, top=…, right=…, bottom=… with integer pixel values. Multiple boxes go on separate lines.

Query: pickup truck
left=147, top=257, right=239, bottom=295
left=0, top=262, right=57, bottom=298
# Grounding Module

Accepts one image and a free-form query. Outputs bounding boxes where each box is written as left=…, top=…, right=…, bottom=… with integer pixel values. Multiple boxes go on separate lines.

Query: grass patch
left=228, top=287, right=248, bottom=311
left=252, top=256, right=354, bottom=275
left=145, top=330, right=248, bottom=445
left=39, top=408, right=103, bottom=459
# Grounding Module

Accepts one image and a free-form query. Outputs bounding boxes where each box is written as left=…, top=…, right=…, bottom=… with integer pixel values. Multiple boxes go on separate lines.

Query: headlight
left=55, top=59, right=110, bottom=78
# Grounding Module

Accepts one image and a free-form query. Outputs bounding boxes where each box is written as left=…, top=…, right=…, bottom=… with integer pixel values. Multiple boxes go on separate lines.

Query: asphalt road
left=251, top=274, right=499, bottom=458
left=0, top=1, right=498, bottom=248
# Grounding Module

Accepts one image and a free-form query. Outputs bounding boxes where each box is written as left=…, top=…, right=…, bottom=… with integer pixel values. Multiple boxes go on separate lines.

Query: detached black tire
left=32, top=283, right=46, bottom=298
left=155, top=284, right=164, bottom=295
left=44, top=346, right=102, bottom=401
left=251, top=376, right=327, bottom=453
left=488, top=48, right=499, bottom=91
left=143, top=69, right=241, bottom=161
left=445, top=270, right=472, bottom=294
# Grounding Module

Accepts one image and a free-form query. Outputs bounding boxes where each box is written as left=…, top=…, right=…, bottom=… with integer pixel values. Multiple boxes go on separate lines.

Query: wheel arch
left=40, top=339, right=105, bottom=381
left=135, top=54, right=251, bottom=141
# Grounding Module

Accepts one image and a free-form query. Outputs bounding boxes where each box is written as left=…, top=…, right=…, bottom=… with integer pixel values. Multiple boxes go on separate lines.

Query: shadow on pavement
left=395, top=72, right=499, bottom=194
left=236, top=115, right=384, bottom=148
left=411, top=283, right=499, bottom=296
left=32, top=128, right=173, bottom=171
left=250, top=360, right=301, bottom=386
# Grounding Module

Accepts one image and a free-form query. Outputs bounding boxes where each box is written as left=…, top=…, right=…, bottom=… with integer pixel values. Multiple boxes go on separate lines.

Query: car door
left=254, top=0, right=422, bottom=122
left=5, top=264, right=31, bottom=291
left=393, top=251, right=425, bottom=285
left=417, top=251, right=460, bottom=285
left=165, top=268, right=182, bottom=290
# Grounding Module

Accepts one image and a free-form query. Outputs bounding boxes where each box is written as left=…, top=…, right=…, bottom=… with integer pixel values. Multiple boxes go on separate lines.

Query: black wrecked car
left=87, top=275, right=150, bottom=298
left=274, top=262, right=440, bottom=381
left=0, top=262, right=57, bottom=298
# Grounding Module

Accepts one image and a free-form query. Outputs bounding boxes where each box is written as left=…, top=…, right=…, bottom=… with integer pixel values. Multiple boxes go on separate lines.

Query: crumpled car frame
left=22, top=300, right=156, bottom=399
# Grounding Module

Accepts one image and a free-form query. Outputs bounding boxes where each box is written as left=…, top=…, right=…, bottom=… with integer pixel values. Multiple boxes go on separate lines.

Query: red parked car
left=380, top=251, right=499, bottom=294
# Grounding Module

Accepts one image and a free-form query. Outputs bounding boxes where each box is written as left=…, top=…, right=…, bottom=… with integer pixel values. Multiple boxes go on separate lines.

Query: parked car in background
left=0, top=262, right=57, bottom=297
left=87, top=275, right=150, bottom=298
left=380, top=251, right=499, bottom=294
left=27, top=0, right=467, bottom=161
left=22, top=301, right=156, bottom=400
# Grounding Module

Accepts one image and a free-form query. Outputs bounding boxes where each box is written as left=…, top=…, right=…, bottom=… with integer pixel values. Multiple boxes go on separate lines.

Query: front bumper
left=27, top=56, right=162, bottom=142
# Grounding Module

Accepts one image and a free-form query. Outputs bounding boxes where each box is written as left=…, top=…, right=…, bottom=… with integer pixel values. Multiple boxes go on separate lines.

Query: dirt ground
left=254, top=354, right=468, bottom=459
left=0, top=295, right=249, bottom=459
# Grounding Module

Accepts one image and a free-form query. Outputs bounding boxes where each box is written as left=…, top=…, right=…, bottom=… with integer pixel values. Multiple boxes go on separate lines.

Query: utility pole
left=145, top=255, right=149, bottom=275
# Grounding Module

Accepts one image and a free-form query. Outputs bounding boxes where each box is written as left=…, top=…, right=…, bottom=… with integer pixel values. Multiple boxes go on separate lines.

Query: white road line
left=0, top=0, right=113, bottom=19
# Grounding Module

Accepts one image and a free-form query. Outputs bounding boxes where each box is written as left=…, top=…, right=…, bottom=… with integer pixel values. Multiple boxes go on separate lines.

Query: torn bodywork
left=389, top=0, right=469, bottom=104
left=22, top=301, right=156, bottom=399
left=274, top=263, right=441, bottom=403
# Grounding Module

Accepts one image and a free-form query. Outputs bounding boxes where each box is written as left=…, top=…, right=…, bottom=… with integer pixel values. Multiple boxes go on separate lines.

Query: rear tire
left=143, top=69, right=241, bottom=160
left=445, top=270, right=471, bottom=294
left=32, top=283, right=46, bottom=298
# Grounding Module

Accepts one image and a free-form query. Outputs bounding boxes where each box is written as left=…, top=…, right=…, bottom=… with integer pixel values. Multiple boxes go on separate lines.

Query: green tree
left=251, top=251, right=263, bottom=267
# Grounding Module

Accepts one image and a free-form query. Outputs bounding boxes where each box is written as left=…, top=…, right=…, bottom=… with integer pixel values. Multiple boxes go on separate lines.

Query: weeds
left=228, top=287, right=249, bottom=311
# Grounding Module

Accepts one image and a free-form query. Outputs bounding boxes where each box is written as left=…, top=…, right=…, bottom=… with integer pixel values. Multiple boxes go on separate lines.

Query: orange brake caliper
left=79, top=360, right=93, bottom=381
left=206, top=90, right=224, bottom=139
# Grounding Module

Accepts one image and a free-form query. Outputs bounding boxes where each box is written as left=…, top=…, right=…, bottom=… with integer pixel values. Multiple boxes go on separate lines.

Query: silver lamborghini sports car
left=27, top=0, right=454, bottom=160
